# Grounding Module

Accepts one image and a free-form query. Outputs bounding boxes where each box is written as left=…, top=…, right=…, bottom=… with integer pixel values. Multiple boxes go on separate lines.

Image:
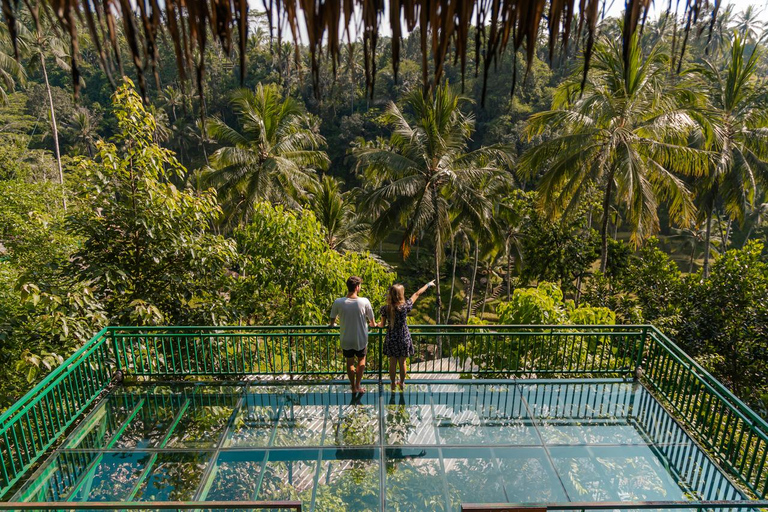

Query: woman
left=378, top=280, right=435, bottom=390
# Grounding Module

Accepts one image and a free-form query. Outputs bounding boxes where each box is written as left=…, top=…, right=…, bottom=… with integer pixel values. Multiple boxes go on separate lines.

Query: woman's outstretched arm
left=409, top=280, right=435, bottom=303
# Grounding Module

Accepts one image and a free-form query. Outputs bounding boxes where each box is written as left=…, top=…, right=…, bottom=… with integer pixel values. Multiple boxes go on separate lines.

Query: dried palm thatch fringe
left=0, top=0, right=715, bottom=107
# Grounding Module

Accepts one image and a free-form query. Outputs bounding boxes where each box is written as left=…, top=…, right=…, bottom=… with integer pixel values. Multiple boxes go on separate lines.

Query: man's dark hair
left=346, top=276, right=362, bottom=292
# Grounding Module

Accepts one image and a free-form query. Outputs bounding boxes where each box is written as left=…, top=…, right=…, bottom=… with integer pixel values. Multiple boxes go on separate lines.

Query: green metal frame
left=1, top=324, right=767, bottom=511
left=108, top=325, right=645, bottom=378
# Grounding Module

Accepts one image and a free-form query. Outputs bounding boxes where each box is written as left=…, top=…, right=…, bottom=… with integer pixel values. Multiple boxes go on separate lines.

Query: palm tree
left=744, top=200, right=768, bottom=242
left=494, top=195, right=526, bottom=302
left=162, top=85, right=187, bottom=123
left=445, top=217, right=471, bottom=323
left=669, top=223, right=715, bottom=272
left=205, top=84, right=330, bottom=228
left=689, top=35, right=768, bottom=277
left=734, top=6, right=764, bottom=44
left=308, top=175, right=370, bottom=252
left=520, top=33, right=704, bottom=273
left=354, top=84, right=512, bottom=323
left=65, top=107, right=99, bottom=157
left=0, top=24, right=26, bottom=106
left=17, top=15, right=69, bottom=209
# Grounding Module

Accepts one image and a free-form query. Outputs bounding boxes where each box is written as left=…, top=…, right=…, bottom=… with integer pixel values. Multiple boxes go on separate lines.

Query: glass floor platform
left=12, top=379, right=748, bottom=511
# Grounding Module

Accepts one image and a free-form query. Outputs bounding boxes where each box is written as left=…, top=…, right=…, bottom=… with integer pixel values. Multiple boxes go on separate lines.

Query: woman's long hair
left=385, top=284, right=406, bottom=327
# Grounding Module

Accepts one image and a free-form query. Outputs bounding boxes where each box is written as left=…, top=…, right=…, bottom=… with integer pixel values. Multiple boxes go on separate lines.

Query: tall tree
left=520, top=33, right=703, bottom=272
left=64, top=107, right=99, bottom=157
left=0, top=24, right=25, bottom=105
left=308, top=175, right=370, bottom=252
left=205, top=84, right=330, bottom=228
left=23, top=15, right=70, bottom=210
left=355, top=84, right=512, bottom=324
left=734, top=6, right=765, bottom=44
left=690, top=35, right=768, bottom=277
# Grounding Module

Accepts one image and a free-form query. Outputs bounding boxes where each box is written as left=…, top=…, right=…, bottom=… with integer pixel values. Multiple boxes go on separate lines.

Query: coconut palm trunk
left=481, top=262, right=492, bottom=318
left=506, top=237, right=512, bottom=302
left=466, top=241, right=479, bottom=323
left=689, top=241, right=697, bottom=272
left=703, top=207, right=713, bottom=278
left=432, top=184, right=442, bottom=325
left=446, top=233, right=458, bottom=322
left=40, top=52, right=65, bottom=211
left=599, top=170, right=615, bottom=273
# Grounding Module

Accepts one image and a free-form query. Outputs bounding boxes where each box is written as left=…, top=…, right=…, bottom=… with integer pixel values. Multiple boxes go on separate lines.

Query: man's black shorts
left=342, top=346, right=367, bottom=359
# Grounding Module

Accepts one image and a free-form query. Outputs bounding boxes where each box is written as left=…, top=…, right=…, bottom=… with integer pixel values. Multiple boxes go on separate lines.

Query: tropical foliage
left=1, top=6, right=768, bottom=420
left=205, top=84, right=330, bottom=228
left=354, top=84, right=512, bottom=322
left=520, top=33, right=703, bottom=272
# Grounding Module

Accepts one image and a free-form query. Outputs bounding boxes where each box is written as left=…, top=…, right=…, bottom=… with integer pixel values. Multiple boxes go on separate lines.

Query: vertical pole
left=635, top=326, right=648, bottom=379
left=110, top=327, right=122, bottom=378
left=378, top=327, right=383, bottom=387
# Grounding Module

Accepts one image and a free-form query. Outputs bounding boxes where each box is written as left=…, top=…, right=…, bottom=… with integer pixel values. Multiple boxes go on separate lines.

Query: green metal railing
left=1, top=324, right=768, bottom=510
left=642, top=326, right=768, bottom=500
left=461, top=501, right=768, bottom=511
left=109, top=325, right=645, bottom=378
left=0, top=328, right=112, bottom=499
left=0, top=500, right=302, bottom=509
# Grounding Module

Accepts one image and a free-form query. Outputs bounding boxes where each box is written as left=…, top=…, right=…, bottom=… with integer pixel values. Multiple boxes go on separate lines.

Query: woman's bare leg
left=389, top=357, right=397, bottom=390
left=398, top=357, right=407, bottom=388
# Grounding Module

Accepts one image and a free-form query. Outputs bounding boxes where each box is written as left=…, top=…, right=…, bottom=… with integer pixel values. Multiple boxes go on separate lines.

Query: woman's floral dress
left=380, top=299, right=415, bottom=357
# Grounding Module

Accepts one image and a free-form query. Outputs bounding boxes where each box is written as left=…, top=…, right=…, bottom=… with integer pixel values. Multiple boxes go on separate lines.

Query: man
left=330, top=276, right=376, bottom=393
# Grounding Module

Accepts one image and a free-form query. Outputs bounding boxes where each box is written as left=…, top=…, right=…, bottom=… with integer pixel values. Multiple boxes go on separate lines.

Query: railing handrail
left=647, top=325, right=768, bottom=437
left=0, top=500, right=302, bottom=510
left=109, top=324, right=649, bottom=330
left=461, top=500, right=768, bottom=510
left=0, top=327, right=109, bottom=427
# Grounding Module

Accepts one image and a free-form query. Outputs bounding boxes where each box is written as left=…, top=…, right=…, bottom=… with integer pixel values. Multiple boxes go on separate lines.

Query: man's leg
left=346, top=357, right=357, bottom=392
left=356, top=355, right=366, bottom=393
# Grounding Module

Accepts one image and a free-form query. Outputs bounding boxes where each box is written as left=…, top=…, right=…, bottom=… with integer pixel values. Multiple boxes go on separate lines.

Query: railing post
left=110, top=327, right=122, bottom=376
left=635, top=326, right=648, bottom=378
left=378, top=327, right=383, bottom=386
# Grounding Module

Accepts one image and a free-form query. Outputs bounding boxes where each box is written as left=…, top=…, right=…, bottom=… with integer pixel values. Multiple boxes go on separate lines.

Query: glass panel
left=385, top=448, right=447, bottom=511
left=16, top=451, right=98, bottom=502
left=324, top=395, right=379, bottom=447
left=272, top=402, right=327, bottom=447
left=653, top=442, right=746, bottom=501
left=133, top=452, right=212, bottom=501
left=68, top=452, right=151, bottom=502
left=204, top=451, right=267, bottom=501
left=548, top=445, right=688, bottom=502
left=521, top=382, right=635, bottom=420
left=165, top=401, right=238, bottom=448
left=495, top=447, right=568, bottom=503
left=433, top=385, right=538, bottom=445
left=538, top=419, right=646, bottom=445
left=226, top=392, right=281, bottom=447
left=313, top=448, right=380, bottom=512
left=441, top=447, right=507, bottom=509
left=385, top=388, right=436, bottom=445
left=111, top=395, right=184, bottom=449
left=66, top=395, right=142, bottom=450
left=256, top=449, right=319, bottom=509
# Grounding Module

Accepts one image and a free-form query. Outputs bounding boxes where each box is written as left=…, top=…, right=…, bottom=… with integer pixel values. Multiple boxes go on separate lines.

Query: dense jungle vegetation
left=0, top=6, right=767, bottom=417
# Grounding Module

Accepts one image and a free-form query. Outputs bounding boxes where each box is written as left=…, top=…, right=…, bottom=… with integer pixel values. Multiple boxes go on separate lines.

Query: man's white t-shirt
left=330, top=297, right=375, bottom=351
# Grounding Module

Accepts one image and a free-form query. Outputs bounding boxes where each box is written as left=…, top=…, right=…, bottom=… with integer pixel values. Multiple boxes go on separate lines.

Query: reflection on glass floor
left=14, top=380, right=747, bottom=511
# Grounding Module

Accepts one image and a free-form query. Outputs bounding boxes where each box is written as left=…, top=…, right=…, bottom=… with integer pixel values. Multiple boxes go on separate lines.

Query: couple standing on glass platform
left=329, top=276, right=435, bottom=394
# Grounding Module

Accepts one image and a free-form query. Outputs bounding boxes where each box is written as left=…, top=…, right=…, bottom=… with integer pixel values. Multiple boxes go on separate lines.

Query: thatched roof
left=1, top=0, right=717, bottom=105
